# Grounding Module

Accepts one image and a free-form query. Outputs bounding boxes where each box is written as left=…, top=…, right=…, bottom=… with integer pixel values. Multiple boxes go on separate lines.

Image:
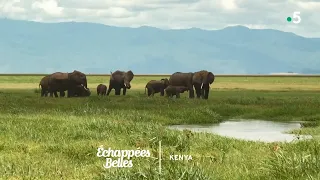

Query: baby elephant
left=145, top=78, right=169, bottom=96
left=69, top=84, right=91, bottom=97
left=97, top=84, right=107, bottom=96
left=165, top=85, right=189, bottom=98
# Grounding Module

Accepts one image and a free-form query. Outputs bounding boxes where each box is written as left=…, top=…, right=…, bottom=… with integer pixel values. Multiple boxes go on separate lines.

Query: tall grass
left=0, top=76, right=320, bottom=179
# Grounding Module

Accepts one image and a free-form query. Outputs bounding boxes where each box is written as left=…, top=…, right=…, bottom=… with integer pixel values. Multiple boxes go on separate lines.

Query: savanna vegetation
left=0, top=75, right=320, bottom=180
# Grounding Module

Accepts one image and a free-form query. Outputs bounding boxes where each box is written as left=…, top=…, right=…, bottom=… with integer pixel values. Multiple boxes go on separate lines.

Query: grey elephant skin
left=48, top=70, right=88, bottom=98
left=69, top=84, right=91, bottom=97
left=39, top=74, right=65, bottom=97
left=192, top=70, right=215, bottom=99
left=145, top=78, right=169, bottom=96
left=97, top=84, right=107, bottom=96
left=168, top=72, right=195, bottom=98
left=168, top=70, right=215, bottom=99
left=106, top=70, right=134, bottom=96
left=165, top=85, right=189, bottom=98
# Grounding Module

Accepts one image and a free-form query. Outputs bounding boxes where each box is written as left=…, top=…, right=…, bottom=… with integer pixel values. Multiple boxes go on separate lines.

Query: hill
left=0, top=18, right=320, bottom=74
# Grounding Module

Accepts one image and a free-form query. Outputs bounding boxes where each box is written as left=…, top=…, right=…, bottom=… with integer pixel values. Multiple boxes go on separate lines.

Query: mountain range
left=0, top=18, right=320, bottom=74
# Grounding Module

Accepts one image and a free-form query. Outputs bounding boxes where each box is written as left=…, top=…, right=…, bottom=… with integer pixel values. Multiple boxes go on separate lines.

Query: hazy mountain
left=0, top=18, right=320, bottom=74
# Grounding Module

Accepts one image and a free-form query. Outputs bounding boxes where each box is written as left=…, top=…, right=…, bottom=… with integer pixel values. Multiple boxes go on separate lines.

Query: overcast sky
left=1, top=0, right=319, bottom=37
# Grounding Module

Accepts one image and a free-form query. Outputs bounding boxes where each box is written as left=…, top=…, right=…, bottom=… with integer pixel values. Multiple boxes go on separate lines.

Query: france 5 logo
left=287, top=12, right=301, bottom=24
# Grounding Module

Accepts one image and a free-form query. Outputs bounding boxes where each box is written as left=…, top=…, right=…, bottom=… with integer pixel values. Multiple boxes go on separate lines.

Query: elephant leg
left=115, top=88, right=121, bottom=95
left=194, top=84, right=201, bottom=98
left=176, top=92, right=180, bottom=98
left=49, top=89, right=54, bottom=97
left=106, top=85, right=112, bottom=95
left=160, top=89, right=164, bottom=96
left=204, top=89, right=209, bottom=99
left=123, top=87, right=127, bottom=95
left=151, top=89, right=155, bottom=96
left=147, top=88, right=152, bottom=96
left=54, top=91, right=58, bottom=98
left=189, top=88, right=195, bottom=98
left=201, top=88, right=205, bottom=99
left=203, top=84, right=210, bottom=99
left=60, top=91, right=65, bottom=97
left=67, top=89, right=73, bottom=97
left=41, top=89, right=45, bottom=97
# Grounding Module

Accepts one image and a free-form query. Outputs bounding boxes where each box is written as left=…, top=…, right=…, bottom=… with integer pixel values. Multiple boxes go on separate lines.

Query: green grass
left=0, top=76, right=320, bottom=179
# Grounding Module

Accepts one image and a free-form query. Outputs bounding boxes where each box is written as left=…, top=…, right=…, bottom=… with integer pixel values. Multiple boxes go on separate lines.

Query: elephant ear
left=206, top=72, right=215, bottom=84
left=125, top=70, right=134, bottom=81
left=163, top=78, right=169, bottom=86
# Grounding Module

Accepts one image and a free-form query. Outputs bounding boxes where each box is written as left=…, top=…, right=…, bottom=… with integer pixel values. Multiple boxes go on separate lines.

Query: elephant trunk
left=83, top=78, right=87, bottom=88
left=124, top=82, right=131, bottom=89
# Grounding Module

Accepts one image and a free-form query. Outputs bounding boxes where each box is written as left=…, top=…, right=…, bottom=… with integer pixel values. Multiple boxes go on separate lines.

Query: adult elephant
left=106, top=70, right=134, bottom=96
left=48, top=70, right=87, bottom=98
left=168, top=70, right=215, bottom=99
left=192, top=70, right=215, bottom=99
left=168, top=72, right=195, bottom=98
left=39, top=74, right=65, bottom=97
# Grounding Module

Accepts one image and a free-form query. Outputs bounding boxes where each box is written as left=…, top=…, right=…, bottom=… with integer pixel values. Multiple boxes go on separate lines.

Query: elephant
left=69, top=84, right=91, bottom=97
left=144, top=78, right=169, bottom=96
left=165, top=85, right=189, bottom=98
left=39, top=74, right=65, bottom=97
left=47, top=70, right=87, bottom=98
left=106, top=70, right=134, bottom=96
left=192, top=70, right=215, bottom=99
left=168, top=70, right=215, bottom=99
left=168, top=72, right=195, bottom=98
left=97, top=84, right=107, bottom=96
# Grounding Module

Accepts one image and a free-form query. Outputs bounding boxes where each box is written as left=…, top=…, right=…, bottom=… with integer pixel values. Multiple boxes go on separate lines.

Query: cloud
left=0, top=0, right=320, bottom=37
left=31, top=0, right=63, bottom=17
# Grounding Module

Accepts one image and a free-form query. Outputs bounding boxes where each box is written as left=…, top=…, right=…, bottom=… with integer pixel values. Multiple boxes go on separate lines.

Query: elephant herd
left=39, top=69, right=215, bottom=99
left=145, top=70, right=215, bottom=99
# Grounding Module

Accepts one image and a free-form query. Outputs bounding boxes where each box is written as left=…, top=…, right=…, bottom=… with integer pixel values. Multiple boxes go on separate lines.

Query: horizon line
left=0, top=73, right=320, bottom=77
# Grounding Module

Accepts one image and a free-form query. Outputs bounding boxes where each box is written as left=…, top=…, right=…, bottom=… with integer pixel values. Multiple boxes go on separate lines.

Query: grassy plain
left=0, top=75, right=320, bottom=179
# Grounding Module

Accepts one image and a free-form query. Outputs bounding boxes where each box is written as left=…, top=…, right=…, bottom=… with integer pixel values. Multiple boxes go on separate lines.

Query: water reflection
left=168, top=119, right=313, bottom=143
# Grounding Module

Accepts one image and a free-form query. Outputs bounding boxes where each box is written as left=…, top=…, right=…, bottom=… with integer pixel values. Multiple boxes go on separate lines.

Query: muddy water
left=168, top=119, right=313, bottom=143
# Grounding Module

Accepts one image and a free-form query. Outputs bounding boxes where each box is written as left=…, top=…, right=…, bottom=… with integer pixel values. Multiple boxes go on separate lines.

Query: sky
left=0, top=0, right=320, bottom=37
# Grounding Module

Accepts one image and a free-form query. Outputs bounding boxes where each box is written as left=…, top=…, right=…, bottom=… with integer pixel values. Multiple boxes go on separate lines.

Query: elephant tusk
left=201, top=83, right=203, bottom=89
left=81, top=84, right=88, bottom=90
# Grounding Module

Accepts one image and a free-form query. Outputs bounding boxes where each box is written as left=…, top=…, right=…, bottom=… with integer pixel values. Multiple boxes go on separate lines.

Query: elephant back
left=169, top=72, right=194, bottom=87
left=47, top=72, right=69, bottom=91
left=51, top=72, right=68, bottom=80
